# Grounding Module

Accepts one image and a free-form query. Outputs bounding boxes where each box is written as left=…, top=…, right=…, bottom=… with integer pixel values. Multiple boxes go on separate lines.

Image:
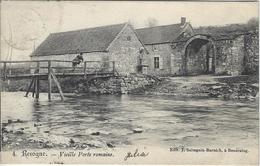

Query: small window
left=127, top=36, right=131, bottom=41
left=152, top=45, right=158, bottom=51
left=154, top=57, right=160, bottom=69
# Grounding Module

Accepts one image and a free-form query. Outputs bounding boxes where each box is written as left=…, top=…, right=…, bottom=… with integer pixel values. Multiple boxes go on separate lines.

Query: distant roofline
left=135, top=22, right=193, bottom=45
left=142, top=41, right=172, bottom=45
left=135, top=23, right=182, bottom=30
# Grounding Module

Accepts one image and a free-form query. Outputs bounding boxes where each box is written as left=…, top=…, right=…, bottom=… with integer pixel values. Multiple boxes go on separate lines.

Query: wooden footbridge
left=0, top=60, right=116, bottom=101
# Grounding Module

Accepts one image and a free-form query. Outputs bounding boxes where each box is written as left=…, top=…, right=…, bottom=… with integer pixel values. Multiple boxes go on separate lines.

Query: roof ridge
left=51, top=22, right=127, bottom=35
left=136, top=23, right=181, bottom=30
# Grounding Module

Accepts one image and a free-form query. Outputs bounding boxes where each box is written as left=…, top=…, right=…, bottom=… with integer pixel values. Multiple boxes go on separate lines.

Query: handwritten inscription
left=124, top=148, right=149, bottom=161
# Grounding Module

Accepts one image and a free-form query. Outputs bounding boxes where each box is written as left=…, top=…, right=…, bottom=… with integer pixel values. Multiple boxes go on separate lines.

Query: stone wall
left=144, top=44, right=173, bottom=76
left=171, top=42, right=185, bottom=75
left=214, top=40, right=231, bottom=74
left=108, top=25, right=149, bottom=75
left=230, top=35, right=245, bottom=75
left=144, top=42, right=191, bottom=76
left=170, top=32, right=258, bottom=76
left=77, top=74, right=158, bottom=94
left=214, top=33, right=258, bottom=75
left=244, top=32, right=259, bottom=74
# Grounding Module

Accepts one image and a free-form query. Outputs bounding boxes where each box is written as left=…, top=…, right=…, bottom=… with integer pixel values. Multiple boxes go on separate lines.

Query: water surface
left=1, top=92, right=259, bottom=148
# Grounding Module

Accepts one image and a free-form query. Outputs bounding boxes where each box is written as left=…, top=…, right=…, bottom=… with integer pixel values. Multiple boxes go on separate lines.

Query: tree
left=146, top=18, right=158, bottom=27
left=127, top=19, right=136, bottom=29
left=247, top=17, right=259, bottom=30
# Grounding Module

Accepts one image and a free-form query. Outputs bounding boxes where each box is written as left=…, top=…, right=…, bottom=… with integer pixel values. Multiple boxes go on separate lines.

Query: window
left=154, top=57, right=160, bottom=69
left=127, top=36, right=131, bottom=41
left=152, top=45, right=158, bottom=51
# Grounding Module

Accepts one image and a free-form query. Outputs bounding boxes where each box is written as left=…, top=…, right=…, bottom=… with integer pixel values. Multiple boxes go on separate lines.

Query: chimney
left=181, top=17, right=186, bottom=25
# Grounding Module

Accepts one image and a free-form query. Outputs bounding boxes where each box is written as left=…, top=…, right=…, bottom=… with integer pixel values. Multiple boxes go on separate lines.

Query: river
left=1, top=92, right=259, bottom=149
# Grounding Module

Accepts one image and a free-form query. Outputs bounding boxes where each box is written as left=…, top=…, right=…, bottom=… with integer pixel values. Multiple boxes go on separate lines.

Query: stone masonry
left=77, top=74, right=158, bottom=94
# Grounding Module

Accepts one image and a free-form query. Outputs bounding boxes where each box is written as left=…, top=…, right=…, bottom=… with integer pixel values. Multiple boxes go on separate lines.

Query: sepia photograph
left=0, top=1, right=259, bottom=164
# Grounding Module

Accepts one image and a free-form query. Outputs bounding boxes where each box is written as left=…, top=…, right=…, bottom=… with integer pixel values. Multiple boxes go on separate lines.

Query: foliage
left=145, top=18, right=159, bottom=27
left=194, top=17, right=259, bottom=37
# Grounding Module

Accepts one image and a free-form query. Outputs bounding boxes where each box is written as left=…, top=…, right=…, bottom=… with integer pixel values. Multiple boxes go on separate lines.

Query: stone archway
left=183, top=35, right=216, bottom=75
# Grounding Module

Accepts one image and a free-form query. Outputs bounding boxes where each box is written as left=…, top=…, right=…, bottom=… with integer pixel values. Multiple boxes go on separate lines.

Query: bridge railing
left=0, top=60, right=116, bottom=79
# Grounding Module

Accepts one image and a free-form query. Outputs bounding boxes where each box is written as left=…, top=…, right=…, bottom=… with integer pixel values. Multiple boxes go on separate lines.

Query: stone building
left=136, top=18, right=258, bottom=76
left=136, top=17, right=195, bottom=75
left=31, top=23, right=148, bottom=75
left=32, top=18, right=258, bottom=76
left=170, top=29, right=259, bottom=76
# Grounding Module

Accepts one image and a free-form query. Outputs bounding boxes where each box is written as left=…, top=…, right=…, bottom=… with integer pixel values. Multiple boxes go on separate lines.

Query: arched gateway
left=183, top=34, right=216, bottom=75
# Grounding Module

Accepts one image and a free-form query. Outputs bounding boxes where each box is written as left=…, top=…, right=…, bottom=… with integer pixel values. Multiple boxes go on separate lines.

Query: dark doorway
left=184, top=38, right=215, bottom=75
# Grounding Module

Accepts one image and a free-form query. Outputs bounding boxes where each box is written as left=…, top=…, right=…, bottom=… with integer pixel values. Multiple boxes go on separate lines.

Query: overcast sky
left=1, top=1, right=258, bottom=60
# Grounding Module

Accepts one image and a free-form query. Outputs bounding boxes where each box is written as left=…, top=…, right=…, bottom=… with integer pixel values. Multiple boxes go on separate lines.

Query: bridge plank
left=2, top=72, right=114, bottom=79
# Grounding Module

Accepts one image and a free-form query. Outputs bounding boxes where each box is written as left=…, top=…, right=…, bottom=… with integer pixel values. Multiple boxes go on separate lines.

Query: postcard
left=0, top=1, right=259, bottom=164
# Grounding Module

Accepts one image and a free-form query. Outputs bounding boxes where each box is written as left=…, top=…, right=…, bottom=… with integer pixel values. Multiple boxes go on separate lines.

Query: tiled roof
left=32, top=23, right=126, bottom=56
left=136, top=24, right=183, bottom=45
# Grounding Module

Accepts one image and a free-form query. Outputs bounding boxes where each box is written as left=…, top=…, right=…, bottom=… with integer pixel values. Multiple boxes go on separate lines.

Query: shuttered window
left=154, top=56, right=163, bottom=69
left=154, top=57, right=159, bottom=69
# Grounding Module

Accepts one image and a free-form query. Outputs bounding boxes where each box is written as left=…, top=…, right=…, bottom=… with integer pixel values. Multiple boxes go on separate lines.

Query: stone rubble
left=2, top=119, right=120, bottom=150
left=208, top=83, right=258, bottom=100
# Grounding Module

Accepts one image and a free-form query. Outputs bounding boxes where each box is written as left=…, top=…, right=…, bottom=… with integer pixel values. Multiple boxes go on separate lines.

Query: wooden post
left=112, top=61, right=115, bottom=74
left=83, top=61, right=87, bottom=78
left=36, top=61, right=40, bottom=73
left=36, top=76, right=40, bottom=99
left=7, top=70, right=11, bottom=85
left=35, top=62, right=40, bottom=99
left=48, top=61, right=52, bottom=101
left=51, top=71, right=64, bottom=101
left=34, top=77, right=37, bottom=98
left=25, top=77, right=35, bottom=97
left=3, top=62, right=6, bottom=81
left=32, top=77, right=36, bottom=98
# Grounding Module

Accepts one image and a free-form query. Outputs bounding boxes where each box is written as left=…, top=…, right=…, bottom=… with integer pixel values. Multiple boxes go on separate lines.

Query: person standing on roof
left=72, top=53, right=84, bottom=71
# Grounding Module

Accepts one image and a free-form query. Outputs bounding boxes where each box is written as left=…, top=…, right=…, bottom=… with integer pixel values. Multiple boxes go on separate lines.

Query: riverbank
left=145, top=75, right=259, bottom=101
left=0, top=74, right=159, bottom=94
left=2, top=120, right=115, bottom=150
left=1, top=74, right=258, bottom=101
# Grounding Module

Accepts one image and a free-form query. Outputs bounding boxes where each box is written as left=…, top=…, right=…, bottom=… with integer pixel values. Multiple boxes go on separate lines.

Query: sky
left=1, top=1, right=258, bottom=61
